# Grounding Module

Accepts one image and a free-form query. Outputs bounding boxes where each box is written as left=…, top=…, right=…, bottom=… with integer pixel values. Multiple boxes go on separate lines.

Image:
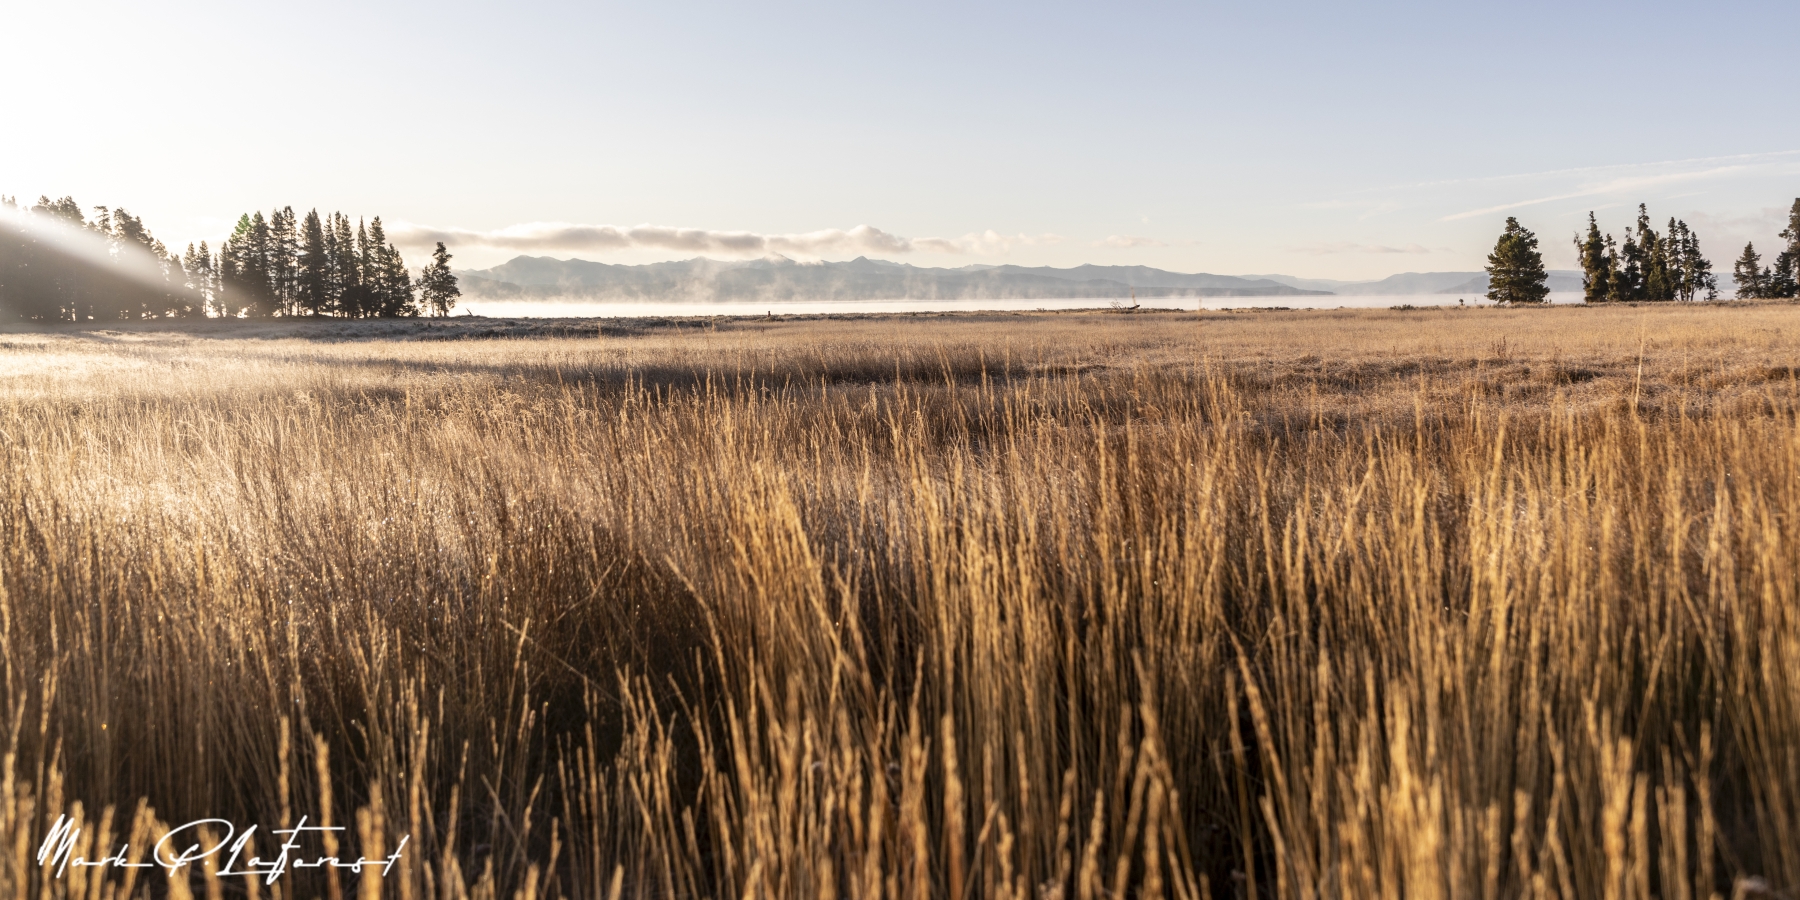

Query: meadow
left=2, top=301, right=1799, bottom=900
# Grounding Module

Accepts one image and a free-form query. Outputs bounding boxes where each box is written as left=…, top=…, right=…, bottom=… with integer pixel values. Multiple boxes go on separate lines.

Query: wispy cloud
left=1094, top=235, right=1165, bottom=249
left=389, top=222, right=913, bottom=257
left=1438, top=165, right=1756, bottom=222
left=1291, top=242, right=1436, bottom=255
left=1295, top=150, right=1800, bottom=237
left=1369, top=149, right=1800, bottom=195
left=388, top=221, right=1061, bottom=258
left=942, top=230, right=1064, bottom=255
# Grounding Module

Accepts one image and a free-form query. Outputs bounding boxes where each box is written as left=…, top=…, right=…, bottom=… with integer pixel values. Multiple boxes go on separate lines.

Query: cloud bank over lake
left=389, top=222, right=1064, bottom=260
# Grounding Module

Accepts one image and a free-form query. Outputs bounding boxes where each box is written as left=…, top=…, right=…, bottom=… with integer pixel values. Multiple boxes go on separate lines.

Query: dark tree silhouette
left=1485, top=217, right=1550, bottom=305
left=419, top=243, right=461, bottom=317
left=1733, top=243, right=1768, bottom=299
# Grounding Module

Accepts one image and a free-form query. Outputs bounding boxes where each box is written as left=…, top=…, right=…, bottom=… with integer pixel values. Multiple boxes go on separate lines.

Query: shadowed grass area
left=3, top=302, right=1800, bottom=899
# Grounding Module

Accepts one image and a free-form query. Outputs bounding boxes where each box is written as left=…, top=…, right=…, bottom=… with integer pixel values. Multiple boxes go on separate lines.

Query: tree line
left=1486, top=199, right=1800, bottom=304
left=1573, top=204, right=1717, bottom=302
left=0, top=196, right=460, bottom=321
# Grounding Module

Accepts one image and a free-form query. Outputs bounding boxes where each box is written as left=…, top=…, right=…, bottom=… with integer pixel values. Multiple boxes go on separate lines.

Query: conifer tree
left=183, top=242, right=219, bottom=316
left=218, top=238, right=241, bottom=316
left=1602, top=234, right=1627, bottom=303
left=175, top=245, right=205, bottom=318
left=1618, top=231, right=1644, bottom=302
left=328, top=213, right=359, bottom=316
left=246, top=212, right=276, bottom=316
left=336, top=218, right=371, bottom=318
left=1485, top=217, right=1550, bottom=304
left=1576, top=212, right=1610, bottom=302
left=269, top=207, right=300, bottom=315
left=182, top=243, right=202, bottom=293
left=297, top=210, right=330, bottom=315
left=1644, top=219, right=1673, bottom=302
left=387, top=250, right=416, bottom=315
left=1773, top=252, right=1799, bottom=300
left=1770, top=198, right=1800, bottom=299
left=418, top=242, right=460, bottom=316
left=366, top=218, right=390, bottom=314
left=219, top=220, right=247, bottom=317
left=219, top=213, right=276, bottom=317
left=365, top=217, right=416, bottom=316
left=1734, top=243, right=1768, bottom=299
left=1669, top=220, right=1716, bottom=302
left=323, top=215, right=344, bottom=314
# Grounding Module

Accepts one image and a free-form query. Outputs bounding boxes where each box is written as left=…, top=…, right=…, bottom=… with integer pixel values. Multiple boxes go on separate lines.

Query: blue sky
left=3, top=0, right=1797, bottom=277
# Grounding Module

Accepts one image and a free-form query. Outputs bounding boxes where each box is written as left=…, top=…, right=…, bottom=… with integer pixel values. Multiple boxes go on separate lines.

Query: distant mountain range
left=1246, top=270, right=1587, bottom=295
left=457, top=256, right=1333, bottom=303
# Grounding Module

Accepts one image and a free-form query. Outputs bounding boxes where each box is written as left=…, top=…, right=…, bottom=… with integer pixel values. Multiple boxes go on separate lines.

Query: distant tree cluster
left=0, top=196, right=195, bottom=320
left=1729, top=200, right=1800, bottom=299
left=209, top=208, right=418, bottom=318
left=0, top=195, right=459, bottom=321
left=1573, top=204, right=1717, bottom=303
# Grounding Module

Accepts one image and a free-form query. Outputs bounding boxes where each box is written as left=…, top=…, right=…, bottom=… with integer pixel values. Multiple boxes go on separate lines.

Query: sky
left=3, top=0, right=1798, bottom=279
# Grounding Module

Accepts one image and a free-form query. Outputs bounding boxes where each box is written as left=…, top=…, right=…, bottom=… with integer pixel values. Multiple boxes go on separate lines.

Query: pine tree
left=328, top=213, right=359, bottom=316
left=1774, top=252, right=1799, bottom=300
left=335, top=218, right=370, bottom=318
left=1667, top=221, right=1714, bottom=302
left=178, top=244, right=206, bottom=318
left=1602, top=234, right=1627, bottom=303
left=1645, top=241, right=1669, bottom=302
left=201, top=242, right=218, bottom=314
left=183, top=241, right=218, bottom=316
left=1643, top=217, right=1673, bottom=302
left=1575, top=212, right=1610, bottom=303
left=366, top=218, right=390, bottom=314
left=269, top=207, right=300, bottom=315
left=365, top=217, right=416, bottom=316
left=1618, top=231, right=1644, bottom=302
left=297, top=210, right=330, bottom=316
left=219, top=213, right=276, bottom=317
left=418, top=242, right=460, bottom=317
left=386, top=248, right=416, bottom=316
left=1665, top=220, right=1687, bottom=301
left=1770, top=198, right=1800, bottom=299
left=249, top=212, right=276, bottom=316
left=1485, top=217, right=1550, bottom=304
left=219, top=218, right=247, bottom=317
left=323, top=215, right=344, bottom=314
left=182, top=243, right=203, bottom=296
left=1733, top=243, right=1767, bottom=299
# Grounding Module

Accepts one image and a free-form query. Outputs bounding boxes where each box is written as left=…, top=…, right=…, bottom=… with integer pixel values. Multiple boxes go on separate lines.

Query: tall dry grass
left=1, top=303, right=1798, bottom=899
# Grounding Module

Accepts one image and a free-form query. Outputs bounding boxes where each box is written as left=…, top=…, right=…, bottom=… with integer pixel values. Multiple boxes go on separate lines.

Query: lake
left=459, top=291, right=1589, bottom=318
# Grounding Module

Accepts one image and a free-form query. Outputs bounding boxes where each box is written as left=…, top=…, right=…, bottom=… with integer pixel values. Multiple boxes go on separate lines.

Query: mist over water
left=459, top=292, right=1588, bottom=319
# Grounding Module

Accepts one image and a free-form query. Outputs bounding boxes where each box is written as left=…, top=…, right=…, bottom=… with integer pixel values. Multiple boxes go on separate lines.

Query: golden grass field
left=3, top=301, right=1800, bottom=900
